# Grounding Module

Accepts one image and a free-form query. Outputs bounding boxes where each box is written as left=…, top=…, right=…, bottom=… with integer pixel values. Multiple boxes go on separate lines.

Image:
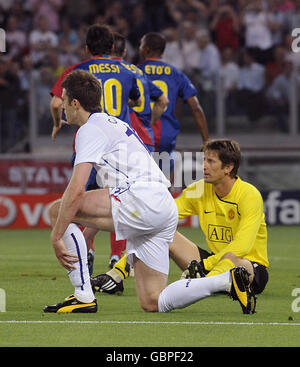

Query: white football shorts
left=109, top=182, right=178, bottom=275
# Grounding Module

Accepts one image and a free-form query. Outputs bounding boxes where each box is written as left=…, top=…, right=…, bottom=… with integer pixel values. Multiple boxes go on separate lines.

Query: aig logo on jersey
left=208, top=225, right=233, bottom=243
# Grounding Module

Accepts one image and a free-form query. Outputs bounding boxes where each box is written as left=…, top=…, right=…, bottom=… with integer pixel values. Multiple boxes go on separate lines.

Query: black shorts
left=197, top=247, right=268, bottom=295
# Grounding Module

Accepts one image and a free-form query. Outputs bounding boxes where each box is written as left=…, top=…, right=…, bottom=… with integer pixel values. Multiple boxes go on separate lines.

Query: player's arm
left=50, top=65, right=75, bottom=141
left=169, top=231, right=201, bottom=270
left=186, top=95, right=209, bottom=142
left=128, top=77, right=141, bottom=107
left=203, top=190, right=264, bottom=271
left=51, top=162, right=93, bottom=269
left=146, top=76, right=169, bottom=126
left=175, top=180, right=204, bottom=220
left=128, top=96, right=142, bottom=108
left=150, top=94, right=169, bottom=126
left=50, top=95, right=65, bottom=141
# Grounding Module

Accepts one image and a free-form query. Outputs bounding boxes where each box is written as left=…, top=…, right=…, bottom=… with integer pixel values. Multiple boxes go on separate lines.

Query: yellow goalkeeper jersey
left=175, top=177, right=269, bottom=269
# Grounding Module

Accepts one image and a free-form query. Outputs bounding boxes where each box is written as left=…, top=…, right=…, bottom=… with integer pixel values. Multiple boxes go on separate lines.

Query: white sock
left=158, top=271, right=231, bottom=312
left=62, top=223, right=94, bottom=303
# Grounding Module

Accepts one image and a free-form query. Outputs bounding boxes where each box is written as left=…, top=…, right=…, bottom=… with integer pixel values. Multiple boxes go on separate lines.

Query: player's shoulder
left=59, top=60, right=84, bottom=78
left=159, top=60, right=186, bottom=76
left=73, top=58, right=96, bottom=69
left=80, top=112, right=106, bottom=129
left=89, top=112, right=120, bottom=124
left=112, top=60, right=136, bottom=75
left=237, top=177, right=259, bottom=192
left=77, top=113, right=114, bottom=139
left=72, top=58, right=105, bottom=73
left=236, top=177, right=263, bottom=201
left=120, top=61, right=144, bottom=76
left=51, top=60, right=84, bottom=96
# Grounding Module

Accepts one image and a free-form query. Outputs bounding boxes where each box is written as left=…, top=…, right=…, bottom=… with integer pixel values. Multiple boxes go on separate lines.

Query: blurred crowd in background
left=0, top=0, right=300, bottom=152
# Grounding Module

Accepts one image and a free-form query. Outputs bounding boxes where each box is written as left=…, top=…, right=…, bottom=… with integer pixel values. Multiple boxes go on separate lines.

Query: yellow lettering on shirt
left=89, top=64, right=120, bottom=74
left=121, top=63, right=143, bottom=75
left=144, top=65, right=171, bottom=75
left=208, top=225, right=233, bottom=243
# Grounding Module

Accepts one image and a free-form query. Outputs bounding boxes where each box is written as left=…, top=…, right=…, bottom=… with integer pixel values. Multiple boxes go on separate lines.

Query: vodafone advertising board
left=0, top=159, right=193, bottom=229
left=3, top=190, right=299, bottom=229
left=1, top=160, right=300, bottom=228
left=0, top=193, right=192, bottom=229
left=0, top=194, right=61, bottom=229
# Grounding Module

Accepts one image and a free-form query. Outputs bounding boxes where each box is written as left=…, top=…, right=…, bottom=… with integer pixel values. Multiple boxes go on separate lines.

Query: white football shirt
left=74, top=112, right=170, bottom=189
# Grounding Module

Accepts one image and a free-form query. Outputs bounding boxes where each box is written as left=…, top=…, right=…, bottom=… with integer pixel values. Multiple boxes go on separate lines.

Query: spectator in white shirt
left=29, top=15, right=58, bottom=66
left=266, top=60, right=300, bottom=131
left=30, top=0, right=63, bottom=33
left=236, top=49, right=266, bottom=121
left=197, top=29, right=221, bottom=91
left=6, top=15, right=27, bottom=58
left=220, top=47, right=240, bottom=93
left=284, top=0, right=300, bottom=33
left=220, top=47, right=240, bottom=115
left=162, top=27, right=184, bottom=71
left=238, top=50, right=265, bottom=92
left=266, top=0, right=285, bottom=47
left=241, top=0, right=274, bottom=64
left=180, top=22, right=201, bottom=76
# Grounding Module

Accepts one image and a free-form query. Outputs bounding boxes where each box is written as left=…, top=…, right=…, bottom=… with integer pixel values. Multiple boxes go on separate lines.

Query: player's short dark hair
left=202, top=139, right=241, bottom=178
left=143, top=32, right=166, bottom=56
left=61, top=70, right=101, bottom=113
left=113, top=32, right=126, bottom=57
left=86, top=24, right=113, bottom=56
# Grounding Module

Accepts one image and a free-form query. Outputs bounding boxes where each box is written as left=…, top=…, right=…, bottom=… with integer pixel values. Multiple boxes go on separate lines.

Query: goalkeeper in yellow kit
left=91, top=139, right=269, bottom=313
left=172, top=139, right=268, bottom=295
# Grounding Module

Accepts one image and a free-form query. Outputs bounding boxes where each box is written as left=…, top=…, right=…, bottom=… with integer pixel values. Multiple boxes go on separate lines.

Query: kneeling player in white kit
left=44, top=70, right=241, bottom=313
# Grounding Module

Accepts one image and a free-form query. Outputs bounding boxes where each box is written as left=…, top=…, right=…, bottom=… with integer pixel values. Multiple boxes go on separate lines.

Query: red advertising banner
left=0, top=160, right=72, bottom=193
left=0, top=194, right=61, bottom=229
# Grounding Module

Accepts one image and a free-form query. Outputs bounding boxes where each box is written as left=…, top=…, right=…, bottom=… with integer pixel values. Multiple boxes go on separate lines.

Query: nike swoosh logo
left=204, top=210, right=213, bottom=214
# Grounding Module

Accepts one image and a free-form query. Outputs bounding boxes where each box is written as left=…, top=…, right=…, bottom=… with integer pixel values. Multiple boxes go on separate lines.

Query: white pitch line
left=0, top=320, right=300, bottom=326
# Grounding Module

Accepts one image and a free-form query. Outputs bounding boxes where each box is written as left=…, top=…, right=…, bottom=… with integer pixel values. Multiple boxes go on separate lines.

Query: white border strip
left=0, top=320, right=299, bottom=326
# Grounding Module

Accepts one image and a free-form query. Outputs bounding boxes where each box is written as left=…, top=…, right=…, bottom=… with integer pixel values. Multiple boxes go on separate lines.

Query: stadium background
left=0, top=0, right=299, bottom=228
left=0, top=0, right=300, bottom=349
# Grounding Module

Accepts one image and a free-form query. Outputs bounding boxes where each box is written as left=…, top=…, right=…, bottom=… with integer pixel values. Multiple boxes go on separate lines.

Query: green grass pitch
left=0, top=226, right=299, bottom=347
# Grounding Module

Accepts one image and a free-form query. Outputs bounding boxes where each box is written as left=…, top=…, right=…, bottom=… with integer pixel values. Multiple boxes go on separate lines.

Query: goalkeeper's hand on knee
left=181, top=259, right=206, bottom=279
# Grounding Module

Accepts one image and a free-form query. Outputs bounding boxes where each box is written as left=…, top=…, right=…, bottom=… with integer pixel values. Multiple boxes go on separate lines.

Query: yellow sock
left=207, top=258, right=235, bottom=277
left=107, top=253, right=129, bottom=282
